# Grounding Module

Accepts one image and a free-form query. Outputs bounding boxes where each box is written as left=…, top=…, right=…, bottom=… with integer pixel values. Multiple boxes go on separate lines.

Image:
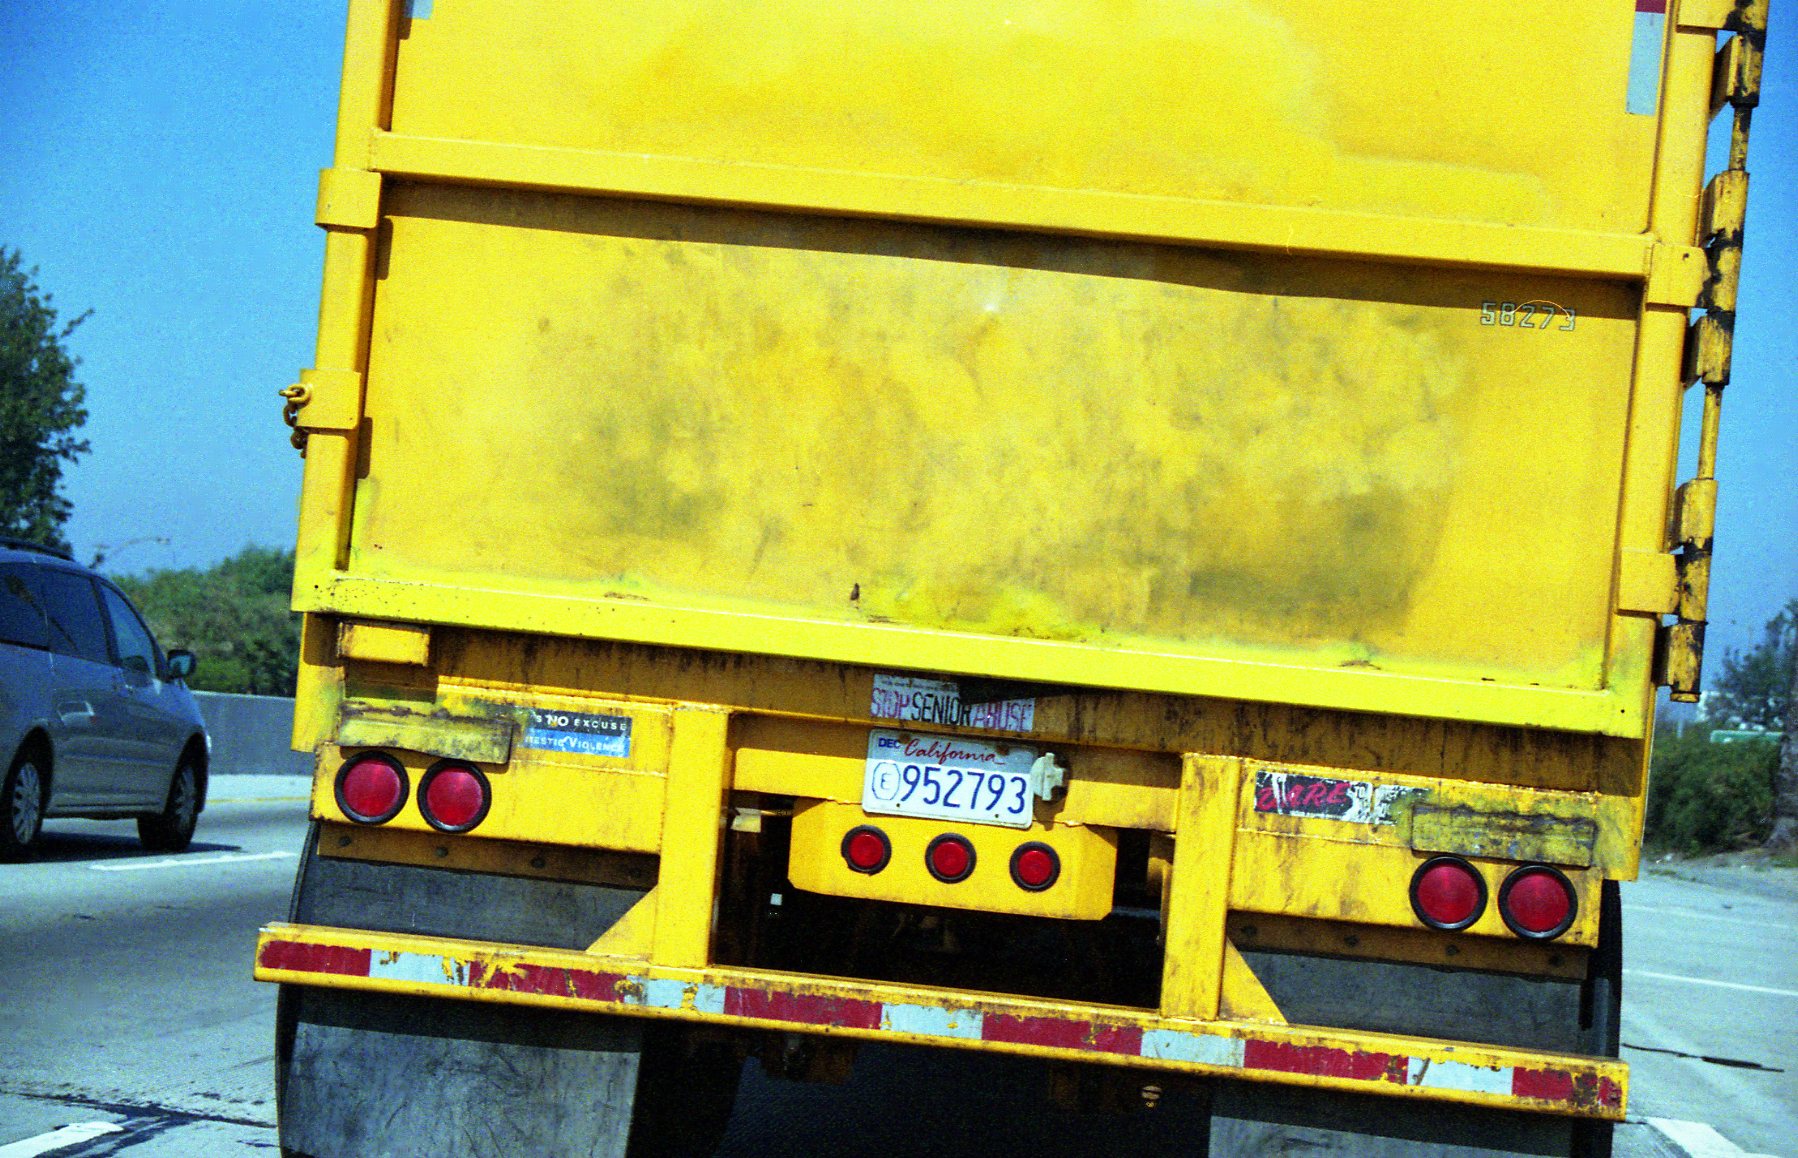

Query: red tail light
left=1499, top=865, right=1577, bottom=939
left=841, top=825, right=891, bottom=874
left=1410, top=856, right=1487, bottom=930
left=925, top=834, right=976, bottom=883
left=419, top=762, right=492, bottom=833
left=336, top=753, right=408, bottom=824
left=1010, top=842, right=1061, bottom=891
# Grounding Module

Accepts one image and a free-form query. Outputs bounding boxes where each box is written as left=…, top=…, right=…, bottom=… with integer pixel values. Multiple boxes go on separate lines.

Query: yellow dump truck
left=258, top=2, right=1769, bottom=1154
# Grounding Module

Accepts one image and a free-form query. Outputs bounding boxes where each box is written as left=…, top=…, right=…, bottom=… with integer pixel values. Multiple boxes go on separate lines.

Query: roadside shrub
left=1646, top=725, right=1779, bottom=853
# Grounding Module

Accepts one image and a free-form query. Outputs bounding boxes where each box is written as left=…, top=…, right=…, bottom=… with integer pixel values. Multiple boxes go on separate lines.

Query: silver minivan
left=0, top=539, right=209, bottom=859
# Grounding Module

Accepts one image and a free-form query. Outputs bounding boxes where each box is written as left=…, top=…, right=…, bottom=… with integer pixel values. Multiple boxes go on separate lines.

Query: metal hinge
left=1662, top=0, right=1767, bottom=702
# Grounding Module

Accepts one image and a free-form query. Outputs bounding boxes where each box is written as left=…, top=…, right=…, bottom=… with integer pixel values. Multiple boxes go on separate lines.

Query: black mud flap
left=277, top=986, right=648, bottom=1158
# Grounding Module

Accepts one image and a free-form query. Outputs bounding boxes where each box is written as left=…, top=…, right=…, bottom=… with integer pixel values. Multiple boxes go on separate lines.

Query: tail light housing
left=841, top=825, right=891, bottom=874
left=419, top=761, right=492, bottom=833
left=335, top=752, right=408, bottom=825
left=1409, top=856, right=1487, bottom=931
left=1010, top=842, right=1061, bottom=891
left=925, top=834, right=976, bottom=883
left=1499, top=865, right=1577, bottom=939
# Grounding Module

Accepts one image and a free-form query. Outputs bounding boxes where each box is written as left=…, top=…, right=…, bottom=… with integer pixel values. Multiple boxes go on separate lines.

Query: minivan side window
left=101, top=585, right=161, bottom=678
left=34, top=570, right=113, bottom=664
left=0, top=565, right=51, bottom=649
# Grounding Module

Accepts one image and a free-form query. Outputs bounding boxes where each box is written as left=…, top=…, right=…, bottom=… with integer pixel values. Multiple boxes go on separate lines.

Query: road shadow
left=24, top=828, right=243, bottom=865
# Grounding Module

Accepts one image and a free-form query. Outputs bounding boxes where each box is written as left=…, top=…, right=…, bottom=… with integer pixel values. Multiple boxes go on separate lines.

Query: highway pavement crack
left=1621, top=1042, right=1786, bottom=1072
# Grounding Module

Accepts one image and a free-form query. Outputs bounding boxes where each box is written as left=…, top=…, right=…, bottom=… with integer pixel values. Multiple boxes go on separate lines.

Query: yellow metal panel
left=315, top=167, right=382, bottom=231
left=650, top=709, right=732, bottom=967
left=1161, top=755, right=1243, bottom=1020
left=337, top=619, right=431, bottom=666
left=342, top=181, right=1648, bottom=731
left=1229, top=830, right=1602, bottom=946
left=1615, top=549, right=1678, bottom=616
left=787, top=800, right=1117, bottom=920
left=386, top=2, right=1662, bottom=236
left=312, top=745, right=669, bottom=853
left=366, top=131, right=1654, bottom=279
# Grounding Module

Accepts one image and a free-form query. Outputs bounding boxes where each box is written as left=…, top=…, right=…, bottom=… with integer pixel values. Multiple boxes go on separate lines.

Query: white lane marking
left=1624, top=902, right=1770, bottom=930
left=89, top=851, right=295, bottom=873
left=1648, top=1116, right=1784, bottom=1158
left=1626, top=969, right=1798, bottom=999
left=208, top=795, right=309, bottom=804
left=0, top=1122, right=124, bottom=1157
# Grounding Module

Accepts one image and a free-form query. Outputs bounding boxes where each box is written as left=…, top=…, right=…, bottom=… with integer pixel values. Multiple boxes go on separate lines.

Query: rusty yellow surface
left=283, top=0, right=1734, bottom=741
left=337, top=619, right=430, bottom=667
left=1229, top=830, right=1602, bottom=946
left=787, top=799, right=1118, bottom=920
left=1228, top=914, right=1588, bottom=981
left=651, top=709, right=733, bottom=967
left=1161, top=756, right=1243, bottom=1019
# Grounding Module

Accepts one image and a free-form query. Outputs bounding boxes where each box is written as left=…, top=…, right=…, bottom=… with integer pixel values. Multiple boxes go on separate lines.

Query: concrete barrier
left=192, top=691, right=313, bottom=776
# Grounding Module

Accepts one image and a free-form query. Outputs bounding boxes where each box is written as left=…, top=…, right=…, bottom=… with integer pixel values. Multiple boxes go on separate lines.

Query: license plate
left=863, top=729, right=1039, bottom=829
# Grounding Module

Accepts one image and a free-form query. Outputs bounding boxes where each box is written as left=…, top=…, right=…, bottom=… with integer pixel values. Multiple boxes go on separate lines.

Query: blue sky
left=1, top=2, right=1793, bottom=663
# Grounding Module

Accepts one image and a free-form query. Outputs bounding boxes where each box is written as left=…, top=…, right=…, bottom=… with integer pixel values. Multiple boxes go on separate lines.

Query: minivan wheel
left=1, top=752, right=47, bottom=861
left=139, top=761, right=199, bottom=852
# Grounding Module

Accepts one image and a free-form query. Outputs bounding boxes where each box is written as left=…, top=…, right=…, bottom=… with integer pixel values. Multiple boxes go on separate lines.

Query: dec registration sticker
left=863, top=729, right=1040, bottom=830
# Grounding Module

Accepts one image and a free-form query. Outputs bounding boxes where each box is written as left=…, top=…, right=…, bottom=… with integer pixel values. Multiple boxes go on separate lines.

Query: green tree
left=0, top=248, right=90, bottom=551
left=1703, top=598, right=1796, bottom=731
left=114, top=546, right=300, bottom=696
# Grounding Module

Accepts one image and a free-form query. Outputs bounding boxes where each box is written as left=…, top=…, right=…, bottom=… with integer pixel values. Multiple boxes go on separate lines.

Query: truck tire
left=625, top=1026, right=744, bottom=1158
left=1571, top=880, right=1624, bottom=1158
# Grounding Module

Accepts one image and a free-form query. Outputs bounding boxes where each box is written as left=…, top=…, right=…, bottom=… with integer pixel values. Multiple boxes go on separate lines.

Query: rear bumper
left=256, top=921, right=1626, bottom=1121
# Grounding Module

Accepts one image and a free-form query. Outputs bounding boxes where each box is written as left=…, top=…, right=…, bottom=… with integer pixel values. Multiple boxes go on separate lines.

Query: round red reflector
left=1499, top=865, right=1577, bottom=939
left=841, top=825, right=891, bottom=874
left=1010, top=842, right=1061, bottom=892
left=336, top=754, right=407, bottom=824
left=420, top=762, right=491, bottom=832
left=925, top=834, right=976, bottom=883
left=1410, top=857, right=1487, bottom=930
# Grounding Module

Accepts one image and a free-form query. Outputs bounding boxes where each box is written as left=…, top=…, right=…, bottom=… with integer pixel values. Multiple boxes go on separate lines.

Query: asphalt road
left=0, top=779, right=1790, bottom=1157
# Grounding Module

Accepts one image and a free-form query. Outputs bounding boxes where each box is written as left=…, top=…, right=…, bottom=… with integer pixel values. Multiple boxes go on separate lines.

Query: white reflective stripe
left=625, top=978, right=728, bottom=1014
left=1139, top=1029, right=1246, bottom=1068
left=630, top=978, right=688, bottom=1010
left=1406, top=1056, right=1514, bottom=1095
left=689, top=983, right=728, bottom=1015
left=882, top=1002, right=985, bottom=1040
left=0, top=1123, right=125, bottom=1158
left=367, top=950, right=465, bottom=987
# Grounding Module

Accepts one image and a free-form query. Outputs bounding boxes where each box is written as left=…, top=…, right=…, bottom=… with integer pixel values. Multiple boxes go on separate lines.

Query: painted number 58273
left=1480, top=300, right=1575, bottom=331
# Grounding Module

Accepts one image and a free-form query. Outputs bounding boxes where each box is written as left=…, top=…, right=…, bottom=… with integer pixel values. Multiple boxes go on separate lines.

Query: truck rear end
left=259, top=2, right=1770, bottom=1154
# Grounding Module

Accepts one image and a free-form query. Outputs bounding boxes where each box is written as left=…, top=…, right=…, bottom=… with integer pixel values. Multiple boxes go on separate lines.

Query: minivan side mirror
left=166, top=649, right=197, bottom=680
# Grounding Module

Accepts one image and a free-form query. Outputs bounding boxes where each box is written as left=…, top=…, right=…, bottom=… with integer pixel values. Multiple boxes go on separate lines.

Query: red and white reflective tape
left=259, top=938, right=1620, bottom=1114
